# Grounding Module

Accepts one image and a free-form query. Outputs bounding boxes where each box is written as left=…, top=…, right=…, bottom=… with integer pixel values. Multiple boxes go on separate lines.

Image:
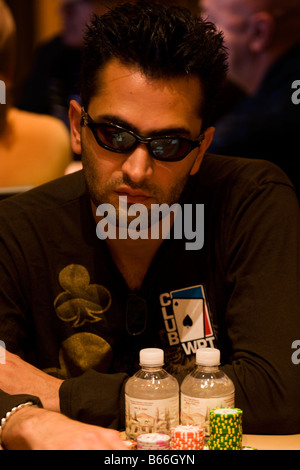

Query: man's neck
left=106, top=236, right=164, bottom=291
left=91, top=200, right=165, bottom=291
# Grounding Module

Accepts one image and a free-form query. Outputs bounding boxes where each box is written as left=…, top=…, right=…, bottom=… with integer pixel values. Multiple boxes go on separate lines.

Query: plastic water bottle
left=180, top=348, right=235, bottom=435
left=125, top=348, right=179, bottom=440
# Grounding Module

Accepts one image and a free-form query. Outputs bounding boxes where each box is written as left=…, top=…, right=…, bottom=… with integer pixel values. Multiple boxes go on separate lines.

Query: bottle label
left=125, top=394, right=179, bottom=440
left=180, top=392, right=235, bottom=435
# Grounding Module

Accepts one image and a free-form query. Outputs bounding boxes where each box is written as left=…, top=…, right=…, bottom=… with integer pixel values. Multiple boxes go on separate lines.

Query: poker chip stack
left=208, top=408, right=243, bottom=450
left=136, top=433, right=171, bottom=450
left=170, top=425, right=205, bottom=450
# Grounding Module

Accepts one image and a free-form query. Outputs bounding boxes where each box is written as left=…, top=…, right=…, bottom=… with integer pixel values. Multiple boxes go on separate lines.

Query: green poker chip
left=209, top=435, right=242, bottom=444
left=209, top=443, right=242, bottom=450
left=209, top=424, right=242, bottom=435
left=209, top=434, right=242, bottom=444
left=209, top=408, right=243, bottom=420
left=209, top=444, right=242, bottom=451
left=209, top=407, right=244, bottom=451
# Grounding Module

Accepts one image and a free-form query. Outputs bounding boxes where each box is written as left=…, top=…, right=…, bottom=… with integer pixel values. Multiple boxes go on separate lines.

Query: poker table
left=242, top=434, right=300, bottom=450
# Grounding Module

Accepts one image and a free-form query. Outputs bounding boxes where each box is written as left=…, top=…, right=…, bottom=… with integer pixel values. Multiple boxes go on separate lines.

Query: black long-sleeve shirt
left=0, top=154, right=299, bottom=434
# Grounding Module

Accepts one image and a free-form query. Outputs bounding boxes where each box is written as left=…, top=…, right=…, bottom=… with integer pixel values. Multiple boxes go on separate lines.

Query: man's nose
left=121, top=145, right=154, bottom=183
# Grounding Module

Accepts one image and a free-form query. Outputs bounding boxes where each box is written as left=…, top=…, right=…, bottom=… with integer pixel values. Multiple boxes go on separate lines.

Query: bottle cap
left=139, top=348, right=164, bottom=366
left=196, top=347, right=220, bottom=366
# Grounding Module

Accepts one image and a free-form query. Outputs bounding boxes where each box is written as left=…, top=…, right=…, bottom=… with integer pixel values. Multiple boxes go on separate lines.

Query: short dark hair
left=81, top=1, right=228, bottom=130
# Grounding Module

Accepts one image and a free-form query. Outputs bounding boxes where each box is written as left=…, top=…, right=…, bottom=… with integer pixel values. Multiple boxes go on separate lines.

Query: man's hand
left=0, top=348, right=62, bottom=412
left=2, top=406, right=128, bottom=450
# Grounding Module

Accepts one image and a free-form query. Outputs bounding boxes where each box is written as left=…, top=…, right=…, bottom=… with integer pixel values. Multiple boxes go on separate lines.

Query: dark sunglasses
left=81, top=108, right=205, bottom=162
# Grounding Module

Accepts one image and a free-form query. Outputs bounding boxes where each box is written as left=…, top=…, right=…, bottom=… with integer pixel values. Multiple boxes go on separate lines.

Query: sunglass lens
left=151, top=138, right=190, bottom=160
left=96, top=125, right=136, bottom=151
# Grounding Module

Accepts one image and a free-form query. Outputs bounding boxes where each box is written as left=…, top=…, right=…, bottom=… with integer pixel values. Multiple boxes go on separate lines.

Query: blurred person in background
left=200, top=0, right=300, bottom=195
left=0, top=0, right=71, bottom=188
left=17, top=0, right=135, bottom=128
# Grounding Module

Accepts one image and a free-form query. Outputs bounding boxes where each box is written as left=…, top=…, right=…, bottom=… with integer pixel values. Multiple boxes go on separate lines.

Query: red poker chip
left=170, top=425, right=205, bottom=450
left=171, top=425, right=204, bottom=438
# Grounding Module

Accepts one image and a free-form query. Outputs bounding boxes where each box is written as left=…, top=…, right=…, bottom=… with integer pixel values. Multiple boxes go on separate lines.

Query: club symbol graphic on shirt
left=43, top=332, right=113, bottom=379
left=54, top=264, right=112, bottom=327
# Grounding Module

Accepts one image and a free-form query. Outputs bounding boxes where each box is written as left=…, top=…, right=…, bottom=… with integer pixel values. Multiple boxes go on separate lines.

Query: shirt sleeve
left=59, top=369, right=128, bottom=430
left=218, top=173, right=300, bottom=434
left=0, top=389, right=42, bottom=420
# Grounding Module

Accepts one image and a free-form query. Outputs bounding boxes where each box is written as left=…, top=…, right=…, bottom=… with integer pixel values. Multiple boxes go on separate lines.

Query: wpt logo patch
left=0, top=81, right=6, bottom=104
left=160, top=285, right=216, bottom=355
left=0, top=341, right=6, bottom=364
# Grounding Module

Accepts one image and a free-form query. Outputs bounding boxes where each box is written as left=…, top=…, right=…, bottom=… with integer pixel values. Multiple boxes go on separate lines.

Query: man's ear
left=69, top=100, right=83, bottom=156
left=248, top=11, right=275, bottom=53
left=190, top=126, right=215, bottom=176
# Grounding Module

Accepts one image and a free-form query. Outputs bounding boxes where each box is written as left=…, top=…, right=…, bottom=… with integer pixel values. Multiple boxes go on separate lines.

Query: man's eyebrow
left=94, top=114, right=193, bottom=137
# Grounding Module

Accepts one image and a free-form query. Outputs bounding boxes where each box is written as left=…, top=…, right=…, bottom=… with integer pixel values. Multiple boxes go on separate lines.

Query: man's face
left=200, top=0, right=255, bottom=88
left=70, top=59, right=213, bottom=224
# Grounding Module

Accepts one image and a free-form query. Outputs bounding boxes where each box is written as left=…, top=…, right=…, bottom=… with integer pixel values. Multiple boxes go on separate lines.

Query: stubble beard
left=81, top=146, right=190, bottom=228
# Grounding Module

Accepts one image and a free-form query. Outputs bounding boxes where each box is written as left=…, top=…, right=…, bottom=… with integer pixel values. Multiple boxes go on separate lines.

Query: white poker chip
left=137, top=433, right=171, bottom=450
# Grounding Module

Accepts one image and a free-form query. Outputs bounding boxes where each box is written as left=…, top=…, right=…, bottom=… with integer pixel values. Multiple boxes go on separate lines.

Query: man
left=0, top=1, right=299, bottom=450
left=200, top=0, right=300, bottom=194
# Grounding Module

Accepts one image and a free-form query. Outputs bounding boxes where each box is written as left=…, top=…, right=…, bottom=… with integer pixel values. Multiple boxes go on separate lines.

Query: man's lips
left=115, top=187, right=151, bottom=201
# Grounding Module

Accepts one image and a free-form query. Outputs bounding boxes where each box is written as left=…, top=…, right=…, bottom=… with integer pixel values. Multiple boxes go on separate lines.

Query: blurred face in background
left=60, top=0, right=109, bottom=48
left=200, top=0, right=256, bottom=88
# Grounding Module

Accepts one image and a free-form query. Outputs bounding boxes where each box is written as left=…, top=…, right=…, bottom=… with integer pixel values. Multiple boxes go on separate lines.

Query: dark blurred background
left=7, top=0, right=64, bottom=103
left=6, top=0, right=200, bottom=104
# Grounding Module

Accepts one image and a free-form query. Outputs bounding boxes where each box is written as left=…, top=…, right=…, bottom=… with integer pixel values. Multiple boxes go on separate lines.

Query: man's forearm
left=0, top=350, right=63, bottom=412
left=1, top=405, right=127, bottom=450
left=1, top=403, right=40, bottom=450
